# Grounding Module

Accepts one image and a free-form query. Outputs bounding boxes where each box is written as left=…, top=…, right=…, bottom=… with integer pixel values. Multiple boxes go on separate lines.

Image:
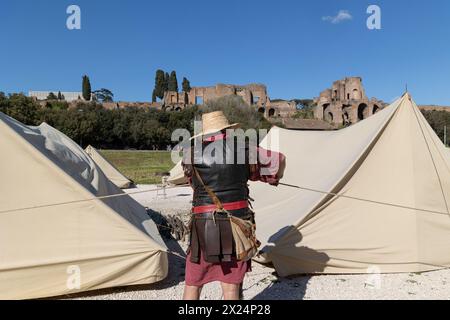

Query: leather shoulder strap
left=192, top=166, right=224, bottom=211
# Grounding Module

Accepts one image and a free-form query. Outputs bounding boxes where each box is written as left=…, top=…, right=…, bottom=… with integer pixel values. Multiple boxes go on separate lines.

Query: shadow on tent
left=251, top=226, right=329, bottom=300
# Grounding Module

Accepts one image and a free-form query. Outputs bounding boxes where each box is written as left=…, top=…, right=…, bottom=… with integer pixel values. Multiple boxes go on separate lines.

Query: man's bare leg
left=183, top=285, right=203, bottom=300
left=220, top=282, right=241, bottom=300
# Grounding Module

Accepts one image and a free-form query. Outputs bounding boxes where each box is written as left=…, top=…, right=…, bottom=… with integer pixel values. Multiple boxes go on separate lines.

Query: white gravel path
left=66, top=185, right=450, bottom=300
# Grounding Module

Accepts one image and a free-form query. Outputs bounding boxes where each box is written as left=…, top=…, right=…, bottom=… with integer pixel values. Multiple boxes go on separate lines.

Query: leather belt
left=192, top=200, right=248, bottom=214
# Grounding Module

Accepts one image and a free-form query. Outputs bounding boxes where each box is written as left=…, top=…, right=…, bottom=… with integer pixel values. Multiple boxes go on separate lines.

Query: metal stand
left=157, top=176, right=169, bottom=199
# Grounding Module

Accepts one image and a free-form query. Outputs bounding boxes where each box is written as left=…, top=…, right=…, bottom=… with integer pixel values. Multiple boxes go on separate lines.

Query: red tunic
left=184, top=134, right=286, bottom=286
left=185, top=251, right=252, bottom=286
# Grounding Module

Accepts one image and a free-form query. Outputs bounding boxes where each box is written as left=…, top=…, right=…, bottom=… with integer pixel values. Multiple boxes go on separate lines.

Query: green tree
left=421, top=110, right=450, bottom=145
left=0, top=92, right=281, bottom=150
left=164, top=72, right=169, bottom=92
left=47, top=92, right=58, bottom=100
left=201, top=95, right=272, bottom=131
left=44, top=100, right=69, bottom=110
left=154, top=69, right=166, bottom=100
left=0, top=92, right=6, bottom=112
left=57, top=91, right=63, bottom=100
left=182, top=77, right=191, bottom=92
left=168, top=71, right=178, bottom=92
left=4, top=93, right=39, bottom=124
left=82, top=75, right=92, bottom=101
left=93, top=88, right=114, bottom=102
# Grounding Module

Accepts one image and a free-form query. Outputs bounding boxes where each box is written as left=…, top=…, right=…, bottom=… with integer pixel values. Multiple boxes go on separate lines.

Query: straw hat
left=191, top=111, right=239, bottom=140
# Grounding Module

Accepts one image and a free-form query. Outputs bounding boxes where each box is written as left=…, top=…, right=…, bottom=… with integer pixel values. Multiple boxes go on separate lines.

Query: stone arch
left=342, top=111, right=350, bottom=126
left=258, top=107, right=265, bottom=114
left=373, top=104, right=380, bottom=114
left=268, top=108, right=276, bottom=117
left=357, top=103, right=369, bottom=121
left=175, top=107, right=182, bottom=112
left=322, top=103, right=330, bottom=120
left=326, top=112, right=334, bottom=122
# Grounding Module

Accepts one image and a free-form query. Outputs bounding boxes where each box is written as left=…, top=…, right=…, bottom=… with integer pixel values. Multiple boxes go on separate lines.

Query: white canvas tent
left=252, top=93, right=450, bottom=276
left=164, top=93, right=450, bottom=276
left=85, top=145, right=133, bottom=189
left=167, top=160, right=188, bottom=185
left=0, top=113, right=168, bottom=299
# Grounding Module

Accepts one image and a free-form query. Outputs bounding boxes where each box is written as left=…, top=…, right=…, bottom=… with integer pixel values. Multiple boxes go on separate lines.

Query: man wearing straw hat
left=182, top=110, right=285, bottom=300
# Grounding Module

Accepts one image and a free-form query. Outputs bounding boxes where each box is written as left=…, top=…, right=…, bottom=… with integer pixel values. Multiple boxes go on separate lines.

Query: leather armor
left=185, top=138, right=255, bottom=263
left=187, top=139, right=252, bottom=217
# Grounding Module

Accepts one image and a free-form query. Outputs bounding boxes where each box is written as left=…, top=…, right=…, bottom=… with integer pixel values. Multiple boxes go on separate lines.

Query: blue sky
left=1, top=0, right=450, bottom=105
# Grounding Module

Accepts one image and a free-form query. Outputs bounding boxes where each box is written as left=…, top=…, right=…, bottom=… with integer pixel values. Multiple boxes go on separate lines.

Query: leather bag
left=192, top=166, right=261, bottom=261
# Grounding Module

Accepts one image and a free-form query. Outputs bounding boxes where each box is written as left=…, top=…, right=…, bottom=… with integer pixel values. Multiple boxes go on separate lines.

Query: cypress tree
left=154, top=69, right=166, bottom=100
left=57, top=91, right=62, bottom=100
left=182, top=77, right=191, bottom=92
left=82, top=75, right=92, bottom=101
left=164, top=72, right=169, bottom=92
left=168, top=71, right=178, bottom=92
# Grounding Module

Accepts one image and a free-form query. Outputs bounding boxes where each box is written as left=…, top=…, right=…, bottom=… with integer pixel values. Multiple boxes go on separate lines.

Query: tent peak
left=401, top=91, right=413, bottom=102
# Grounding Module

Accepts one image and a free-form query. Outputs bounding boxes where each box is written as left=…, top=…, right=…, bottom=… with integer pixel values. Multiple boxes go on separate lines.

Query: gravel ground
left=66, top=185, right=450, bottom=300
left=124, top=184, right=193, bottom=215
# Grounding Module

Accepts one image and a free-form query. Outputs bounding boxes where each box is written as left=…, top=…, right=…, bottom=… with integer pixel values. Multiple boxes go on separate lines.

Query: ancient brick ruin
left=163, top=83, right=269, bottom=109
left=54, top=76, right=448, bottom=130
left=314, top=77, right=386, bottom=126
left=163, top=83, right=297, bottom=118
left=162, top=78, right=389, bottom=126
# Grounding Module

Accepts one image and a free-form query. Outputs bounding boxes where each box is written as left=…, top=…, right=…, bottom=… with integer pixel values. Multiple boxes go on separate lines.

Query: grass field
left=99, top=150, right=174, bottom=185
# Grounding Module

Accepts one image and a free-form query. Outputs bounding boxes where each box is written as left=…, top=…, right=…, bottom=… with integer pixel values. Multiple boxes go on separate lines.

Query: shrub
left=199, top=95, right=272, bottom=131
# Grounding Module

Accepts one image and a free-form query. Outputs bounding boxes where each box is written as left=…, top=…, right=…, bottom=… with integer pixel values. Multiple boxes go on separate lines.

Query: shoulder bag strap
left=192, top=166, right=224, bottom=211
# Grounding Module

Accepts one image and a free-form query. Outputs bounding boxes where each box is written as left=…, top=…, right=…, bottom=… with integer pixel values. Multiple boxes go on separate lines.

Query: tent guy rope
left=1, top=182, right=449, bottom=217
left=0, top=184, right=190, bottom=260
left=278, top=182, right=450, bottom=216
left=0, top=184, right=189, bottom=214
